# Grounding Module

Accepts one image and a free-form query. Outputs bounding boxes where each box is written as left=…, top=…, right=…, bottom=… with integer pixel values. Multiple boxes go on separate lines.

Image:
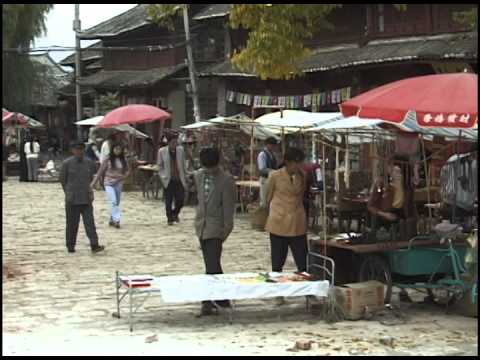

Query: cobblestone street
left=2, top=179, right=478, bottom=356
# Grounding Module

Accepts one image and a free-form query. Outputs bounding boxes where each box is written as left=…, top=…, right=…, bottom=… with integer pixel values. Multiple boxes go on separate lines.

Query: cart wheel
left=426, top=288, right=458, bottom=307
left=358, top=255, right=393, bottom=304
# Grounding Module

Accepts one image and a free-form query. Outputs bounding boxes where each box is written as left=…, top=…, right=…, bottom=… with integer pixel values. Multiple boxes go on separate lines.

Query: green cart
left=357, top=225, right=477, bottom=308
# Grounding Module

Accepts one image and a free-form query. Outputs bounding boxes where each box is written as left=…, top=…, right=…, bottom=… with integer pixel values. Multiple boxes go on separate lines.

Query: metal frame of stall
left=112, top=252, right=335, bottom=332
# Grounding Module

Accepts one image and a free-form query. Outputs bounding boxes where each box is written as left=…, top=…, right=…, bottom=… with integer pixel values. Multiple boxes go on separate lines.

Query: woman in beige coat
left=265, top=147, right=308, bottom=274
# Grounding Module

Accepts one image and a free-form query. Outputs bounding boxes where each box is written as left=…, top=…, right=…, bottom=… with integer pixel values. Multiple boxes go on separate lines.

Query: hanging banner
left=225, top=87, right=353, bottom=111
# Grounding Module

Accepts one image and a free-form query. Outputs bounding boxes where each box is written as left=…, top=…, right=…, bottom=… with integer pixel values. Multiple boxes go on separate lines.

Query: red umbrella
left=340, top=73, right=477, bottom=128
left=97, top=104, right=171, bottom=128
left=2, top=108, right=15, bottom=122
left=3, top=109, right=28, bottom=127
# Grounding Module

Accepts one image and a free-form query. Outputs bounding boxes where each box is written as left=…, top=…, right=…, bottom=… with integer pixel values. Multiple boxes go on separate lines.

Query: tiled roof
left=79, top=5, right=151, bottom=39
left=78, top=64, right=187, bottom=89
left=59, top=41, right=103, bottom=66
left=199, top=32, right=478, bottom=77
left=29, top=53, right=71, bottom=107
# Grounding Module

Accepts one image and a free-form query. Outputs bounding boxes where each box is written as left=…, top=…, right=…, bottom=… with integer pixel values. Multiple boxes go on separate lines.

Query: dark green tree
left=2, top=4, right=54, bottom=113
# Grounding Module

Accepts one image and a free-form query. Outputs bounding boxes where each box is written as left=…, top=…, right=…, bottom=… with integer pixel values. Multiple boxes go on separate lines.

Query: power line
left=2, top=41, right=190, bottom=54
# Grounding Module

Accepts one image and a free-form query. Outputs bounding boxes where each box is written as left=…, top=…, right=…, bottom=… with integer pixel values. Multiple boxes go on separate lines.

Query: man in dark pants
left=158, top=134, right=188, bottom=225
left=194, top=147, right=236, bottom=315
left=59, top=142, right=105, bottom=254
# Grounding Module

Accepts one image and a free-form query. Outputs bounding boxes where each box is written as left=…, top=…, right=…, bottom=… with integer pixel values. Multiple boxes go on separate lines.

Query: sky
left=34, top=4, right=137, bottom=68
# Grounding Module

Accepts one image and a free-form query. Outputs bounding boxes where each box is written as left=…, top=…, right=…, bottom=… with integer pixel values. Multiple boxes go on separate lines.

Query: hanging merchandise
left=344, top=134, right=350, bottom=189
left=226, top=90, right=235, bottom=102
left=319, top=92, right=326, bottom=106
left=331, top=90, right=337, bottom=104
left=335, top=144, right=340, bottom=193
left=304, top=94, right=312, bottom=107
left=334, top=89, right=341, bottom=104
left=224, top=86, right=352, bottom=108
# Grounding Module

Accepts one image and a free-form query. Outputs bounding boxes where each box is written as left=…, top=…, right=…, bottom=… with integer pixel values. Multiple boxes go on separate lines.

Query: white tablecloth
left=120, top=273, right=330, bottom=303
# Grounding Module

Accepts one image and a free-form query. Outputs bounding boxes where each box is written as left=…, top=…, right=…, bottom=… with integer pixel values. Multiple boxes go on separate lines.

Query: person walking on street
left=265, top=147, right=307, bottom=304
left=257, top=137, right=279, bottom=208
left=91, top=143, right=130, bottom=229
left=24, top=135, right=40, bottom=182
left=194, top=147, right=236, bottom=315
left=59, top=142, right=105, bottom=254
left=157, top=134, right=188, bottom=225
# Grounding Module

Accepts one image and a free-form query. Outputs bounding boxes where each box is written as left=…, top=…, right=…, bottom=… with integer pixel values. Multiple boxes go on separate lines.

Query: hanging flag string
left=225, top=87, right=352, bottom=110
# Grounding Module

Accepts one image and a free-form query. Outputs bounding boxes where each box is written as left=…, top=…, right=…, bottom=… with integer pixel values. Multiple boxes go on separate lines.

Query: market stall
left=309, top=73, right=478, bottom=307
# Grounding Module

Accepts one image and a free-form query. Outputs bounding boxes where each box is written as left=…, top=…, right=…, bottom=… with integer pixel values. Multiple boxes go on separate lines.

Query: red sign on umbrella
left=97, top=104, right=171, bottom=128
left=340, top=73, right=478, bottom=128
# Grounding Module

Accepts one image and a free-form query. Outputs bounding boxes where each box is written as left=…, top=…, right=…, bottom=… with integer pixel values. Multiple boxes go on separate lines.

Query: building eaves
left=78, top=5, right=151, bottom=40
left=199, top=32, right=477, bottom=78
left=59, top=41, right=103, bottom=66
left=78, top=64, right=187, bottom=89
left=193, top=4, right=232, bottom=20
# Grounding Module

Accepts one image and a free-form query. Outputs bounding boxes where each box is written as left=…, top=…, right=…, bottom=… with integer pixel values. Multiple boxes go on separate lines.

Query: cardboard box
left=335, top=280, right=385, bottom=320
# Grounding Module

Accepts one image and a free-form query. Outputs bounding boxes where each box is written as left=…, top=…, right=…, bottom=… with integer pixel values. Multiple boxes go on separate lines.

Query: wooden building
left=28, top=53, right=71, bottom=148
left=70, top=4, right=224, bottom=148
left=195, top=4, right=477, bottom=118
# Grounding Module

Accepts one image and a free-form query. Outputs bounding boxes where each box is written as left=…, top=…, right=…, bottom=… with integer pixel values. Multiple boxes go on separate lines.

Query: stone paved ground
left=2, top=179, right=478, bottom=356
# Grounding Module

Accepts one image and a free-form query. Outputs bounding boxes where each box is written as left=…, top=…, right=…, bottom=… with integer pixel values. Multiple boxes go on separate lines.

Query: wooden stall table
left=137, top=164, right=161, bottom=199
left=235, top=180, right=260, bottom=213
left=308, top=234, right=469, bottom=286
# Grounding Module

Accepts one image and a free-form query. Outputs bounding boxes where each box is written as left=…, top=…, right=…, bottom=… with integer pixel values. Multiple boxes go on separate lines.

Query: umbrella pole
left=322, top=142, right=328, bottom=242
left=250, top=120, right=254, bottom=184
left=452, top=130, right=462, bottom=223
left=420, top=134, right=432, bottom=222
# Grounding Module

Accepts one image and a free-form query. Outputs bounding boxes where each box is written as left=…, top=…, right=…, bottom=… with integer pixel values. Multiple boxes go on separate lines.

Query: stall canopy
left=2, top=111, right=45, bottom=129
left=75, top=116, right=149, bottom=139
left=305, top=116, right=384, bottom=132
left=181, top=113, right=280, bottom=141
left=396, top=112, right=478, bottom=141
left=255, top=110, right=344, bottom=132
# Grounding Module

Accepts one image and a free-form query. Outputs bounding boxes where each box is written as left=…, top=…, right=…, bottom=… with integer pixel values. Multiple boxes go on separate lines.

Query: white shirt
left=100, top=141, right=110, bottom=163
left=24, top=142, right=40, bottom=159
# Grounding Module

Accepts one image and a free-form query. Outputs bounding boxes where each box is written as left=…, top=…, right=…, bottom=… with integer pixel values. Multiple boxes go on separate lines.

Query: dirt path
left=2, top=179, right=477, bottom=356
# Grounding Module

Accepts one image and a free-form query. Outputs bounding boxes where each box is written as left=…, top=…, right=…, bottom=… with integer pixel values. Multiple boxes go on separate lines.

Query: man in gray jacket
left=194, top=147, right=236, bottom=315
left=60, top=142, right=105, bottom=254
left=157, top=134, right=188, bottom=225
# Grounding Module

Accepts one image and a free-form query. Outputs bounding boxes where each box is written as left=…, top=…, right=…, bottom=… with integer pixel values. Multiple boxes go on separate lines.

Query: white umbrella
left=75, top=116, right=149, bottom=139
left=181, top=121, right=214, bottom=129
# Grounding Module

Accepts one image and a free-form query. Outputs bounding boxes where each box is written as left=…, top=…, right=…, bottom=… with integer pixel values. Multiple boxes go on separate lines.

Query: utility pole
left=74, top=4, right=83, bottom=140
left=182, top=5, right=201, bottom=122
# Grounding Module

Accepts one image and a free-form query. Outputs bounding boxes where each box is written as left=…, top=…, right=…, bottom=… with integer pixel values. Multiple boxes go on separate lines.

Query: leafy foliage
left=453, top=7, right=478, bottom=30
left=2, top=4, right=53, bottom=113
left=229, top=4, right=341, bottom=80
left=98, top=92, right=120, bottom=115
left=147, top=4, right=183, bottom=31
left=229, top=4, right=407, bottom=80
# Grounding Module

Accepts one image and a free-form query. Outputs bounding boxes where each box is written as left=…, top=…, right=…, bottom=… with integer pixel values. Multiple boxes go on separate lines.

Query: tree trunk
left=183, top=5, right=201, bottom=122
